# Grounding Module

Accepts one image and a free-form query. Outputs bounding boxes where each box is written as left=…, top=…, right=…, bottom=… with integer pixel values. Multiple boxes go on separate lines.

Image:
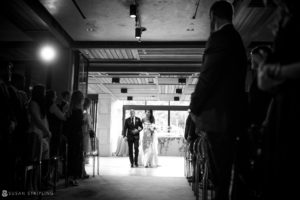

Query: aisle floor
left=86, top=156, right=185, bottom=177
left=42, top=156, right=195, bottom=200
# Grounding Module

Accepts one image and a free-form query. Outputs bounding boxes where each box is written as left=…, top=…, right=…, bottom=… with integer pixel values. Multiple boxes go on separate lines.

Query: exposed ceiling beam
left=89, top=60, right=201, bottom=64
left=72, top=41, right=206, bottom=49
left=22, top=0, right=73, bottom=47
left=89, top=64, right=202, bottom=73
left=0, top=42, right=38, bottom=49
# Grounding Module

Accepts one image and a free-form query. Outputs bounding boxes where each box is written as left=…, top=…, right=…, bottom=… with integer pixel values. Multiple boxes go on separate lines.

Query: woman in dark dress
left=65, top=90, right=84, bottom=186
left=258, top=1, right=300, bottom=199
left=46, top=90, right=66, bottom=157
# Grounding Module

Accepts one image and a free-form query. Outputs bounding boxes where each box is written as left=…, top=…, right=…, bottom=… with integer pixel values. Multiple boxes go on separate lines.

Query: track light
left=178, top=78, right=186, bottom=84
left=121, top=88, right=127, bottom=93
left=135, top=27, right=141, bottom=39
left=135, top=27, right=146, bottom=39
left=176, top=88, right=182, bottom=94
left=130, top=4, right=137, bottom=18
left=112, top=77, right=120, bottom=83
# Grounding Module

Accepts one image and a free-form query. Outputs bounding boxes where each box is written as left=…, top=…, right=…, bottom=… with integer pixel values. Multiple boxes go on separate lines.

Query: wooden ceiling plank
left=91, top=49, right=104, bottom=59
left=115, top=49, right=123, bottom=59
left=104, top=49, right=114, bottom=59
left=72, top=41, right=207, bottom=49
left=110, top=49, right=119, bottom=59
left=125, top=49, right=134, bottom=59
left=121, top=49, right=129, bottom=59
left=99, top=49, right=108, bottom=59
left=131, top=49, right=140, bottom=60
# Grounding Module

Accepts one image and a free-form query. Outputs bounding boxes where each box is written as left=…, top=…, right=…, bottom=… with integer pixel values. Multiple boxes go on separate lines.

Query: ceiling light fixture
left=121, top=88, right=128, bottom=93
left=176, top=88, right=182, bottom=94
left=112, top=77, right=120, bottom=83
left=131, top=1, right=146, bottom=41
left=135, top=27, right=141, bottom=39
left=135, top=27, right=146, bottom=40
left=40, top=44, right=56, bottom=62
left=178, top=78, right=186, bottom=84
left=130, top=4, right=137, bottom=18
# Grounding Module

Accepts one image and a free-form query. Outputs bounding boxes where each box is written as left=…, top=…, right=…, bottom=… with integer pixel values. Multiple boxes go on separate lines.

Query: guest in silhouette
left=189, top=1, right=247, bottom=199
left=257, top=1, right=300, bottom=199
left=64, top=91, right=84, bottom=186
left=82, top=97, right=93, bottom=178
left=58, top=91, right=70, bottom=113
left=46, top=90, right=66, bottom=157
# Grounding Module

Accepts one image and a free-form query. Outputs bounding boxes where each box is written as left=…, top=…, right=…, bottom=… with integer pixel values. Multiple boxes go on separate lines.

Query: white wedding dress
left=138, top=121, right=158, bottom=167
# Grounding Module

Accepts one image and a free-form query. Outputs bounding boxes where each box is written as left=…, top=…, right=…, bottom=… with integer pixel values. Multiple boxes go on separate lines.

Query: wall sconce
left=130, top=4, right=137, bottom=18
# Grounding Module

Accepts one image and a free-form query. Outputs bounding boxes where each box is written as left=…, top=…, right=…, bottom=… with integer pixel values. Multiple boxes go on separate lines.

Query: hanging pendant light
left=130, top=4, right=137, bottom=18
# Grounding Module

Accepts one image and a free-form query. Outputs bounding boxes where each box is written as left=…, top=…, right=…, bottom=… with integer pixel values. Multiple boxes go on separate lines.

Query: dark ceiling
left=0, top=0, right=277, bottom=101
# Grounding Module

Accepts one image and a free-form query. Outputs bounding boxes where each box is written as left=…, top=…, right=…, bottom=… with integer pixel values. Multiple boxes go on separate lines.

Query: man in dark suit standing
left=123, top=109, right=143, bottom=168
left=189, top=1, right=247, bottom=200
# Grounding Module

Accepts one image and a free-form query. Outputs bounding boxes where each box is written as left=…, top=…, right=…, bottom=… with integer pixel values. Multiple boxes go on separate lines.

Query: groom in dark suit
left=123, top=109, right=143, bottom=167
left=189, top=1, right=247, bottom=200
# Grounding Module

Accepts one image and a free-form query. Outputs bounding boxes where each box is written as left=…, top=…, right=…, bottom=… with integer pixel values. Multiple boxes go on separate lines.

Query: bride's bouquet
left=149, top=124, right=156, bottom=136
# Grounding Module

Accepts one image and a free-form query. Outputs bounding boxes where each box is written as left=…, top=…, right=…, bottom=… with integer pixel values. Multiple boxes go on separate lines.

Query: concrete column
left=97, top=94, right=113, bottom=156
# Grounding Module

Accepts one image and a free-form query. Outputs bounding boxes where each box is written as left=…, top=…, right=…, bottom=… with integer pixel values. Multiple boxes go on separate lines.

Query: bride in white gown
left=139, top=110, right=158, bottom=168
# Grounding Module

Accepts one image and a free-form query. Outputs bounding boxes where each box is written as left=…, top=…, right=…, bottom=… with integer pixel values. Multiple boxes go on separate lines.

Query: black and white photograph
left=0, top=0, right=299, bottom=200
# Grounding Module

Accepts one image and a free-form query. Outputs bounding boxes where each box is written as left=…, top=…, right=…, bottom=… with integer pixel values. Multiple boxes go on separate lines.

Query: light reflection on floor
left=85, top=156, right=184, bottom=177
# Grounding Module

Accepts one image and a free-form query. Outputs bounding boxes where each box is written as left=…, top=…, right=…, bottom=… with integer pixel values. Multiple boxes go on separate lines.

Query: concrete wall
left=97, top=94, right=113, bottom=156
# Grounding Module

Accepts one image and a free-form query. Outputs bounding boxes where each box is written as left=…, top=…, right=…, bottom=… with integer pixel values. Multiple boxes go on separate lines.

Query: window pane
left=153, top=110, right=169, bottom=136
left=170, top=110, right=189, bottom=137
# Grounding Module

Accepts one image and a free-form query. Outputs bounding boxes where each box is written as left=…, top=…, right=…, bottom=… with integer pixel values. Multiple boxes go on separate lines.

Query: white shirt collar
left=216, top=23, right=231, bottom=32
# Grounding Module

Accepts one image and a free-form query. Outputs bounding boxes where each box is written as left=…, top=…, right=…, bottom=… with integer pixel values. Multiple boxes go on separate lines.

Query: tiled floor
left=85, top=156, right=185, bottom=177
